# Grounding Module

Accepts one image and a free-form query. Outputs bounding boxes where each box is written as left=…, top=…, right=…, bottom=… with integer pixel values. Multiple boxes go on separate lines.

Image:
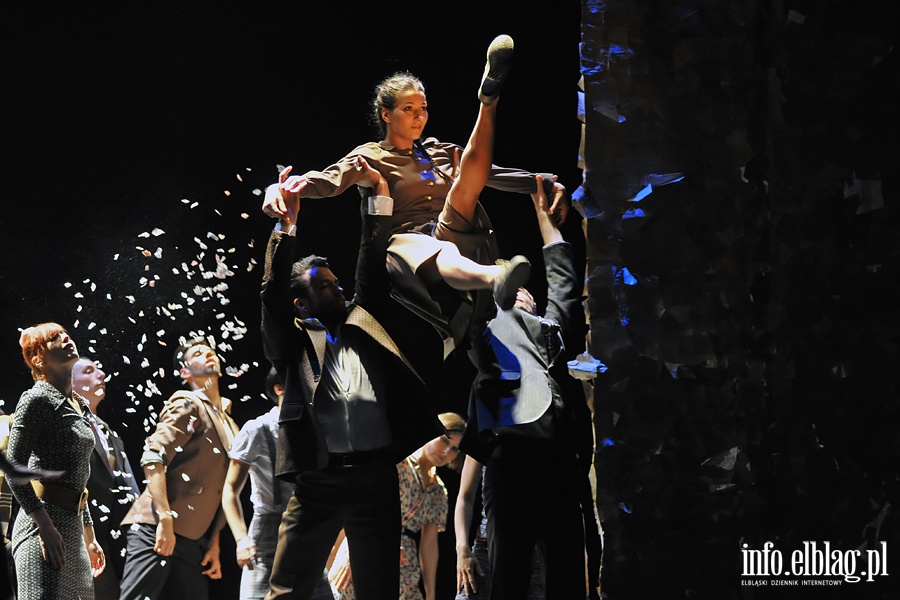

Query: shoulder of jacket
left=17, top=383, right=63, bottom=410
left=352, top=142, right=383, bottom=156
left=163, top=390, right=203, bottom=413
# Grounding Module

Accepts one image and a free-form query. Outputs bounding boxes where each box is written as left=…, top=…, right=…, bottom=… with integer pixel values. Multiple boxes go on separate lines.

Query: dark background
left=1, top=3, right=583, bottom=598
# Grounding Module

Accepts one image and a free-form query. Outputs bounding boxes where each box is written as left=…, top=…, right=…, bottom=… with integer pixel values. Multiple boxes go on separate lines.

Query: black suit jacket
left=85, top=413, right=139, bottom=575
left=261, top=209, right=444, bottom=480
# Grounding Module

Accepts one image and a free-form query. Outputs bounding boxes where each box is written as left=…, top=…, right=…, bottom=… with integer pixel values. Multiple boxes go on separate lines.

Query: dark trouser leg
left=267, top=481, right=344, bottom=599
left=485, top=439, right=587, bottom=600
left=119, top=524, right=209, bottom=600
left=343, top=463, right=400, bottom=600
left=267, top=464, right=399, bottom=600
left=541, top=477, right=587, bottom=600
left=484, top=444, right=539, bottom=600
left=119, top=524, right=172, bottom=600
left=161, top=535, right=209, bottom=600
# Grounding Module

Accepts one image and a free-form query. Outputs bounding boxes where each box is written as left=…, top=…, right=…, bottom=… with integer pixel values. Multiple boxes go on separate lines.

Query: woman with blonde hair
left=7, top=323, right=105, bottom=599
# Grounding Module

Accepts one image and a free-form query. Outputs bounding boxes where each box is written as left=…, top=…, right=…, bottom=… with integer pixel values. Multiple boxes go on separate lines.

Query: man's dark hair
left=264, top=366, right=283, bottom=405
left=173, top=336, right=212, bottom=371
left=290, top=255, right=331, bottom=300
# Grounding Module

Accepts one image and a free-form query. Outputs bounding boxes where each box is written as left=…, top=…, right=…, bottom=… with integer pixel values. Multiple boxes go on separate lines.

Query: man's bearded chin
left=191, top=363, right=221, bottom=377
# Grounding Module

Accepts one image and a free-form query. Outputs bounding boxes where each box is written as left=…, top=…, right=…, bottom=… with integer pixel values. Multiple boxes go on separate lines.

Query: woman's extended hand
left=456, top=546, right=483, bottom=597
left=355, top=156, right=389, bottom=197
left=235, top=536, right=259, bottom=570
left=86, top=539, right=106, bottom=578
left=262, top=165, right=306, bottom=221
left=38, top=521, right=66, bottom=569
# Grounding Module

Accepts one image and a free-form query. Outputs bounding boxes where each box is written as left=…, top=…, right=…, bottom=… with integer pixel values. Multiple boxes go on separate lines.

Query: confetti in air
left=54, top=167, right=264, bottom=434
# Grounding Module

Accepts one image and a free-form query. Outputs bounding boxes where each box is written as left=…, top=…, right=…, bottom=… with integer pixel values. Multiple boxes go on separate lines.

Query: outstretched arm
left=419, top=522, right=441, bottom=600
left=261, top=146, right=383, bottom=219
left=455, top=456, right=484, bottom=597
left=531, top=175, right=580, bottom=336
left=532, top=174, right=564, bottom=246
left=351, top=156, right=394, bottom=312
left=260, top=167, right=304, bottom=370
left=222, top=459, right=255, bottom=569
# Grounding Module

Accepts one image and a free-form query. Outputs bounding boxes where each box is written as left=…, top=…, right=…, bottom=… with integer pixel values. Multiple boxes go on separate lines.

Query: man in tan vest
left=119, top=338, right=239, bottom=600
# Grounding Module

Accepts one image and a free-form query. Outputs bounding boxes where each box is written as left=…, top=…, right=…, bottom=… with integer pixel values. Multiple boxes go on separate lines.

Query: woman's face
left=382, top=88, right=428, bottom=145
left=43, top=330, right=79, bottom=369
left=423, top=432, right=462, bottom=468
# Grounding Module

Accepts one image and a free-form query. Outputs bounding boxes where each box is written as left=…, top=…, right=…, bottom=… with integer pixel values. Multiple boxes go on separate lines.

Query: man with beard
left=71, top=356, right=140, bottom=600
left=119, top=339, right=239, bottom=600
left=260, top=158, right=445, bottom=599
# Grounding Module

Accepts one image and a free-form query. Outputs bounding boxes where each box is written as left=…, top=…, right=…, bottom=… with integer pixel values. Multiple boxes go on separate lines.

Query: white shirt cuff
left=368, top=195, right=394, bottom=216
left=274, top=221, right=296, bottom=236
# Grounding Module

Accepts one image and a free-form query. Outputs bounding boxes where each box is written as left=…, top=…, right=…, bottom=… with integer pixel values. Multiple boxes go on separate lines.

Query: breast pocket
left=278, top=401, right=306, bottom=423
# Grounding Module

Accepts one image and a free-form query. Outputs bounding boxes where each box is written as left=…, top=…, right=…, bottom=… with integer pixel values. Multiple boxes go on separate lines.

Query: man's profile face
left=72, top=357, right=106, bottom=403
left=297, top=266, right=348, bottom=323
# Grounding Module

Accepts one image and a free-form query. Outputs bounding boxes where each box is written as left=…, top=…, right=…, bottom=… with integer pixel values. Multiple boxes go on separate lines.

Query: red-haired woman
left=7, top=323, right=105, bottom=599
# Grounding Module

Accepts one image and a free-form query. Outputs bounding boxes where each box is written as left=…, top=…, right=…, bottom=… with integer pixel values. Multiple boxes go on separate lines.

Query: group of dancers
left=2, top=34, right=599, bottom=600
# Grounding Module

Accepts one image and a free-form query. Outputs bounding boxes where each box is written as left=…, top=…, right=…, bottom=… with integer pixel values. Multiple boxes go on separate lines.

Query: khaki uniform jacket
left=120, top=390, right=238, bottom=540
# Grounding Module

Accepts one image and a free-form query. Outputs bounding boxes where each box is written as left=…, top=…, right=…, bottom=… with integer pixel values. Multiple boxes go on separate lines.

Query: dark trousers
left=266, top=463, right=400, bottom=599
left=484, top=438, right=586, bottom=600
left=92, top=524, right=129, bottom=600
left=119, top=524, right=210, bottom=600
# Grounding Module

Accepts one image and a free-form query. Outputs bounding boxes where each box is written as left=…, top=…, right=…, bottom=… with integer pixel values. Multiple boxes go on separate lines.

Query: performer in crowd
left=223, top=367, right=333, bottom=600
left=263, top=34, right=567, bottom=358
left=7, top=324, right=105, bottom=599
left=72, top=356, right=141, bottom=600
left=119, top=338, right=239, bottom=600
left=260, top=150, right=443, bottom=599
left=461, top=177, right=589, bottom=599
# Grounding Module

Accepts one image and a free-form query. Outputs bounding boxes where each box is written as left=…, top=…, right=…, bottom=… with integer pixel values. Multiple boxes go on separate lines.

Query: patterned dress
left=330, top=453, right=448, bottom=599
left=7, top=381, right=98, bottom=600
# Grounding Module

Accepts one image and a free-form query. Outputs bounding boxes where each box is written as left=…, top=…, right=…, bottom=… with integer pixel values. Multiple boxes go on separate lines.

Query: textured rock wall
left=578, top=1, right=898, bottom=597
